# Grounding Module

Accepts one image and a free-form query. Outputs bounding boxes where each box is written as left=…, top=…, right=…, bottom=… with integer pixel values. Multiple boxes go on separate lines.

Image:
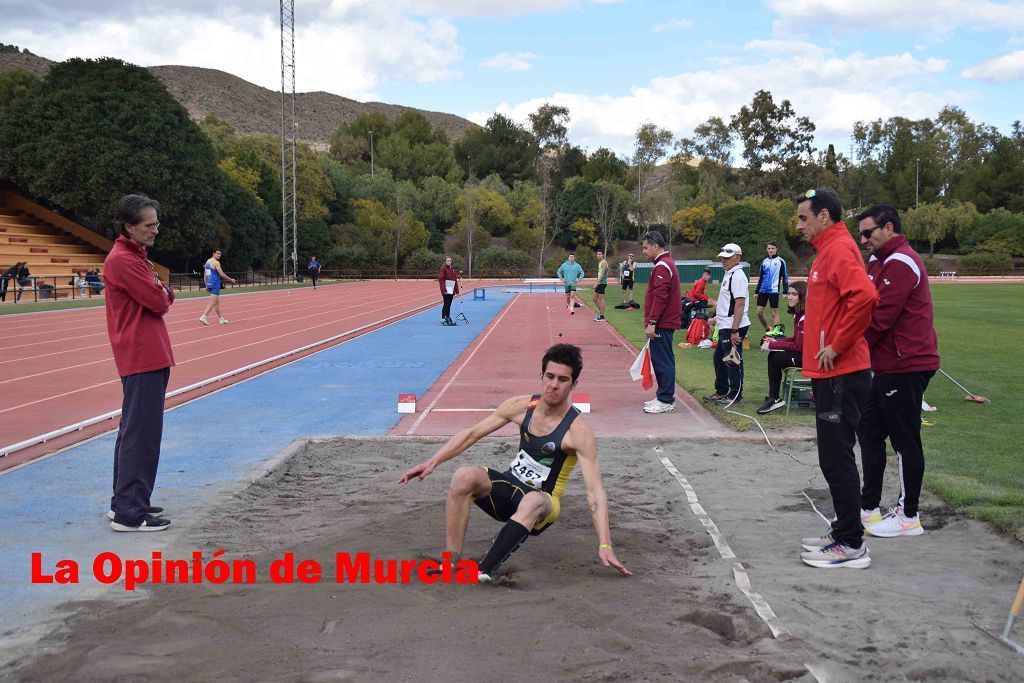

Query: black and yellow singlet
left=506, top=395, right=580, bottom=497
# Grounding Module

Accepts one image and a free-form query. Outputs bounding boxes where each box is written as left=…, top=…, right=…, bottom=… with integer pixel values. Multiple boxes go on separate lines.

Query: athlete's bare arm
left=398, top=395, right=532, bottom=484
left=564, top=419, right=631, bottom=576
left=212, top=258, right=236, bottom=283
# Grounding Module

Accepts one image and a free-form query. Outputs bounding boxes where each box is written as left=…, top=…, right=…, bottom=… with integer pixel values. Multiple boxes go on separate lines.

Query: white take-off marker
left=572, top=393, right=591, bottom=413
left=659, top=453, right=789, bottom=639
left=397, top=393, right=416, bottom=414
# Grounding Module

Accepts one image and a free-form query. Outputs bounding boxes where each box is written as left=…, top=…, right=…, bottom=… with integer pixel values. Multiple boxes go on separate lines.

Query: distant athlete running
left=199, top=248, right=236, bottom=325
left=399, top=343, right=630, bottom=582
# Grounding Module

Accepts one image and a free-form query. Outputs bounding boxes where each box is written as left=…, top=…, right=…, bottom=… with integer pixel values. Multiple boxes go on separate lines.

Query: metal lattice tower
left=280, top=0, right=298, bottom=279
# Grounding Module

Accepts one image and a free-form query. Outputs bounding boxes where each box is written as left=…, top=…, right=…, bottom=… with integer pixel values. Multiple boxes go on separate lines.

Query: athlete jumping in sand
left=398, top=343, right=631, bottom=582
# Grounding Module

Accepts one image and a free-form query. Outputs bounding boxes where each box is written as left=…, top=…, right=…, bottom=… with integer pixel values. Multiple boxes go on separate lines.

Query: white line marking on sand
left=659, top=454, right=789, bottom=638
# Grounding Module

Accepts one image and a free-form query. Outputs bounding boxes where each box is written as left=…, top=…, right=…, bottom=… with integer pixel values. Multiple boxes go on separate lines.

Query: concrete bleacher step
left=0, top=243, right=92, bottom=256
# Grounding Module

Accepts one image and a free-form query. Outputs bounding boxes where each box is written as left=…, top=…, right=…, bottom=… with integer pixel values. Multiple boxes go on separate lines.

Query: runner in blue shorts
left=199, top=249, right=236, bottom=325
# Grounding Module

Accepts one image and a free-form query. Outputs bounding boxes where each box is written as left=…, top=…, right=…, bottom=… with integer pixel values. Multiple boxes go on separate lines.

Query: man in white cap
left=703, top=243, right=750, bottom=406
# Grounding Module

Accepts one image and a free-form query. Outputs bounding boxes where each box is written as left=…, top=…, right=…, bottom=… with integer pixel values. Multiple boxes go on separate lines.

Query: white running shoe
left=861, top=507, right=883, bottom=525
left=643, top=400, right=676, bottom=414
left=801, top=532, right=834, bottom=552
left=219, top=318, right=229, bottom=324
left=866, top=507, right=924, bottom=537
left=477, top=572, right=492, bottom=584
left=800, top=541, right=870, bottom=569
left=199, top=316, right=210, bottom=326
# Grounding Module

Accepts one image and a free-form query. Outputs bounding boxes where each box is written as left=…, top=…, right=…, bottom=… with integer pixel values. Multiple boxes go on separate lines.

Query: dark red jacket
left=802, top=222, right=877, bottom=379
left=438, top=264, right=459, bottom=295
left=864, top=234, right=940, bottom=374
left=767, top=313, right=805, bottom=353
left=685, top=277, right=708, bottom=303
left=644, top=251, right=681, bottom=330
left=104, top=236, right=175, bottom=377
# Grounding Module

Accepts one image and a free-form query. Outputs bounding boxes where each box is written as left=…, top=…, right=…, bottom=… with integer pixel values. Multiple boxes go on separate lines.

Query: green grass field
left=595, top=282, right=1024, bottom=539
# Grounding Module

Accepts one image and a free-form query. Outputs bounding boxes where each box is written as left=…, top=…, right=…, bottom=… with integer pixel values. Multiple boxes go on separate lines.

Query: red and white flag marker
left=629, top=341, right=654, bottom=390
left=397, top=393, right=417, bottom=414
left=572, top=393, right=591, bottom=414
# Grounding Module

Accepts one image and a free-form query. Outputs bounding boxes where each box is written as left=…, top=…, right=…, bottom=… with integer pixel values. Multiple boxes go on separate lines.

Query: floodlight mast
left=280, top=0, right=299, bottom=279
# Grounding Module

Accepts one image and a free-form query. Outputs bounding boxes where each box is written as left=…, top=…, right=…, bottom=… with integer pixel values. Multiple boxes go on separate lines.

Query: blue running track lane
left=0, top=290, right=511, bottom=652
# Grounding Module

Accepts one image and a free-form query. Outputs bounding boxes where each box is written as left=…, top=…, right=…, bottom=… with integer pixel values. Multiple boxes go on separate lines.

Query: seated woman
left=756, top=281, right=806, bottom=415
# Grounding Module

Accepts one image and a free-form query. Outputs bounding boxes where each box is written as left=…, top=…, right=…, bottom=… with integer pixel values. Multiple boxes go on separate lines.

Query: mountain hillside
left=0, top=51, right=478, bottom=150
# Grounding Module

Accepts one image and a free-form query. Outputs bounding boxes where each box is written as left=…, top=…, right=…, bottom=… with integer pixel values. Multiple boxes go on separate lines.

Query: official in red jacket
left=438, top=256, right=460, bottom=326
left=795, top=188, right=878, bottom=569
left=641, top=230, right=681, bottom=413
left=103, top=195, right=175, bottom=533
left=855, top=204, right=940, bottom=539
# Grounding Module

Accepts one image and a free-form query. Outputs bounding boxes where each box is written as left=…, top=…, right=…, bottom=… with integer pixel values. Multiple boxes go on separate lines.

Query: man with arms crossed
left=593, top=249, right=609, bottom=321
left=104, top=194, right=175, bottom=531
left=199, top=248, right=236, bottom=325
left=795, top=188, right=878, bottom=568
left=856, top=204, right=940, bottom=537
left=399, top=344, right=630, bottom=582
left=756, top=241, right=788, bottom=336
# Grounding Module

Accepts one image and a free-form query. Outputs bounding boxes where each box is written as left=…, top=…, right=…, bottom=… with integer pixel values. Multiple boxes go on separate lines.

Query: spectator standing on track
left=438, top=255, right=459, bottom=326
left=855, top=204, right=940, bottom=538
left=1, top=262, right=20, bottom=302
left=556, top=252, right=585, bottom=315
left=398, top=343, right=630, bottom=583
left=103, top=194, right=175, bottom=532
left=593, top=249, right=609, bottom=321
left=755, top=241, right=789, bottom=336
left=795, top=188, right=878, bottom=569
left=308, top=256, right=321, bottom=290
left=199, top=248, right=236, bottom=326
left=617, top=253, right=637, bottom=309
left=757, top=281, right=806, bottom=414
left=641, top=230, right=682, bottom=414
left=703, top=244, right=750, bottom=407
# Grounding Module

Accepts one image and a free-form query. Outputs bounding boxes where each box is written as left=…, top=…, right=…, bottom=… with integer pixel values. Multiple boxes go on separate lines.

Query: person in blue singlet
left=399, top=343, right=631, bottom=583
left=199, top=249, right=236, bottom=325
left=308, top=256, right=321, bottom=289
left=755, top=241, right=789, bottom=336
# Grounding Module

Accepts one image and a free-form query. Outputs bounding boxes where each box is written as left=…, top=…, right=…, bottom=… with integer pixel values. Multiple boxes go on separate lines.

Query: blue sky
left=4, top=1, right=1023, bottom=158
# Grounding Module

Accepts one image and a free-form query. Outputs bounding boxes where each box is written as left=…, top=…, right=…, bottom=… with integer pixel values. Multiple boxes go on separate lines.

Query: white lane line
left=407, top=294, right=520, bottom=435
left=658, top=453, right=789, bottom=639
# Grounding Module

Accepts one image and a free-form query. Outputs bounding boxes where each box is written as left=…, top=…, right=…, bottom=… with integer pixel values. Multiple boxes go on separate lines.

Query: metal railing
left=0, top=275, right=105, bottom=304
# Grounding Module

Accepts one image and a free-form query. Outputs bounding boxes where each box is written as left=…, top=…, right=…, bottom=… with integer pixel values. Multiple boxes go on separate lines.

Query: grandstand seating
left=0, top=190, right=167, bottom=303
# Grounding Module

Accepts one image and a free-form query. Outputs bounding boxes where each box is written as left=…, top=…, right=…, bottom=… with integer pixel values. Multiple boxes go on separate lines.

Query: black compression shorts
left=595, top=283, right=607, bottom=294
left=621, top=279, right=634, bottom=291
left=474, top=467, right=559, bottom=535
left=756, top=292, right=780, bottom=308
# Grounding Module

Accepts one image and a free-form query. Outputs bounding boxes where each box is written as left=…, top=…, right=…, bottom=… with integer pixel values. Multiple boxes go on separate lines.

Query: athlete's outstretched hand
left=600, top=547, right=632, bottom=577
left=398, top=460, right=435, bottom=484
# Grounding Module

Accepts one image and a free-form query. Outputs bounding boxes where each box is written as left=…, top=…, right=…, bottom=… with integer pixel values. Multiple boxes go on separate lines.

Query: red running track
left=392, top=291, right=728, bottom=438
left=0, top=281, right=445, bottom=468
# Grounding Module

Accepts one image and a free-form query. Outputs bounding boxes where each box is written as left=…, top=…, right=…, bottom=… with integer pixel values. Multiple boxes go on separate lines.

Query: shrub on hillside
left=957, top=252, right=1013, bottom=274
left=403, top=248, right=445, bottom=273
left=475, top=245, right=534, bottom=272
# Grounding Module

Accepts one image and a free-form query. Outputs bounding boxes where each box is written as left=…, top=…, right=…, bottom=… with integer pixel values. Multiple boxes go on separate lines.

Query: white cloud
left=3, top=9, right=462, bottom=100
left=469, top=50, right=951, bottom=157
left=481, top=52, right=540, bottom=71
left=962, top=50, right=1024, bottom=82
left=743, top=39, right=830, bottom=56
left=653, top=18, right=693, bottom=32
left=768, top=0, right=1024, bottom=36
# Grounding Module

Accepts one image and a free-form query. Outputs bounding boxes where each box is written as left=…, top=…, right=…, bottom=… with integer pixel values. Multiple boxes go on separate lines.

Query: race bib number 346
left=508, top=449, right=551, bottom=488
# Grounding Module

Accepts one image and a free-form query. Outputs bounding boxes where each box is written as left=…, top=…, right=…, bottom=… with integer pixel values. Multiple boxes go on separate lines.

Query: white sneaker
left=861, top=507, right=882, bottom=525
left=219, top=318, right=229, bottom=324
left=643, top=400, right=676, bottom=414
left=477, top=572, right=492, bottom=584
left=199, top=316, right=210, bottom=326
left=866, top=507, right=924, bottom=537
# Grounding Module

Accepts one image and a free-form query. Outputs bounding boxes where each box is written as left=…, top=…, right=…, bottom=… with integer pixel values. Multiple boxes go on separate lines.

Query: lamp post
left=915, top=157, right=920, bottom=208
left=369, top=130, right=375, bottom=177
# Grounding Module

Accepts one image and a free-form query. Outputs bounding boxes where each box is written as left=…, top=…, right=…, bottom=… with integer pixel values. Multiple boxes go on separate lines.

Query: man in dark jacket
left=0, top=262, right=20, bottom=302
left=104, top=194, right=175, bottom=532
left=641, top=230, right=681, bottom=413
left=855, top=204, right=940, bottom=538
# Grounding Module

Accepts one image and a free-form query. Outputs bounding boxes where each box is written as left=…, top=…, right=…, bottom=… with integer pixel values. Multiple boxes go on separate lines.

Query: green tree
left=593, top=181, right=630, bottom=253
left=454, top=113, right=539, bottom=185
left=570, top=217, right=599, bottom=249
left=351, top=196, right=429, bottom=277
left=582, top=147, right=628, bottom=184
left=729, top=90, right=815, bottom=197
left=703, top=201, right=786, bottom=260
left=903, top=201, right=979, bottom=256
left=958, top=208, right=1024, bottom=254
left=0, top=68, right=39, bottom=117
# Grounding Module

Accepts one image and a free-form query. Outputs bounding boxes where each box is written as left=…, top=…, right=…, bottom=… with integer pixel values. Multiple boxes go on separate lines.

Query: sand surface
left=9, top=436, right=1024, bottom=682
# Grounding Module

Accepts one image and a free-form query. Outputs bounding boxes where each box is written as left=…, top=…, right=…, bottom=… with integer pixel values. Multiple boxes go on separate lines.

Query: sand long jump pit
left=10, top=437, right=1023, bottom=681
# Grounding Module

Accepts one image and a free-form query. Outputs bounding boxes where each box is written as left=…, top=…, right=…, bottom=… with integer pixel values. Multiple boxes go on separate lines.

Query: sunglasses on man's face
left=860, top=224, right=883, bottom=239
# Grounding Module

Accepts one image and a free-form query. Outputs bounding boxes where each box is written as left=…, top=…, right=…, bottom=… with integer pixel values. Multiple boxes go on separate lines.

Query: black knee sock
left=477, top=520, right=530, bottom=574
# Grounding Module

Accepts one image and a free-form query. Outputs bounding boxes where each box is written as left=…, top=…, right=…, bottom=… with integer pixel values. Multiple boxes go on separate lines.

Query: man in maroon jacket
left=855, top=204, right=940, bottom=538
left=104, top=195, right=175, bottom=532
left=641, top=230, right=681, bottom=414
